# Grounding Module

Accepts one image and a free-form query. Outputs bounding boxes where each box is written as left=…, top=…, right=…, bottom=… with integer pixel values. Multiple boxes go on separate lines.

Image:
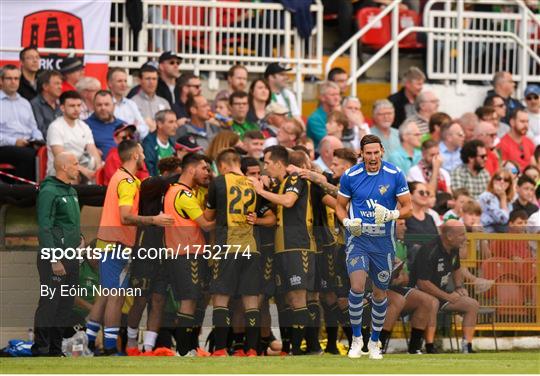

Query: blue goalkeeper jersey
left=338, top=161, right=409, bottom=238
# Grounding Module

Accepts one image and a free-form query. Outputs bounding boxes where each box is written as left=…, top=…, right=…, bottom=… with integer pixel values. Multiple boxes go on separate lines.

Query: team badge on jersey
left=378, top=184, right=389, bottom=195
left=377, top=270, right=390, bottom=283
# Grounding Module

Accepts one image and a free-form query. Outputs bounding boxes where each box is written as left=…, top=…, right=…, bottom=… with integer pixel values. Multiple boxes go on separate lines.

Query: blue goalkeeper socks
left=104, top=327, right=119, bottom=351
left=348, top=289, right=364, bottom=338
left=370, top=297, right=388, bottom=342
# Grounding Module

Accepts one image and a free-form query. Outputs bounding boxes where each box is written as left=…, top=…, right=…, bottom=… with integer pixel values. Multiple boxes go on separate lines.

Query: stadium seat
left=95, top=167, right=105, bottom=186
left=480, top=257, right=517, bottom=282
left=398, top=9, right=424, bottom=49
left=35, top=146, right=47, bottom=183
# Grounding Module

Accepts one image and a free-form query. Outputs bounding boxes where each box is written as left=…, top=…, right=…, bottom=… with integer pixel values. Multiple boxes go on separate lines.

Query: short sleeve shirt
left=118, top=177, right=141, bottom=207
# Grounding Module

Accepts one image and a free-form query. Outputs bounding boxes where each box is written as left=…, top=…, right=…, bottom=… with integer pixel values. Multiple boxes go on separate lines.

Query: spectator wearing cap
left=440, top=121, right=465, bottom=172
left=214, top=64, right=248, bottom=109
left=406, top=90, right=440, bottom=135
left=102, top=124, right=149, bottom=185
left=473, top=121, right=500, bottom=176
left=171, top=73, right=201, bottom=124
left=175, top=135, right=203, bottom=162
left=59, top=57, right=85, bottom=93
left=176, top=94, right=220, bottom=151
left=0, top=65, right=44, bottom=182
left=30, top=70, right=63, bottom=137
left=387, top=119, right=422, bottom=176
left=260, top=102, right=288, bottom=139
left=229, top=91, right=259, bottom=138
left=498, top=109, right=535, bottom=171
left=241, top=130, right=265, bottom=160
left=450, top=140, right=491, bottom=199
left=327, top=67, right=348, bottom=96
left=18, top=47, right=41, bottom=101
left=142, top=109, right=178, bottom=176
left=75, top=77, right=101, bottom=120
left=85, top=90, right=125, bottom=159
left=485, top=71, right=524, bottom=124
left=247, top=78, right=271, bottom=125
left=132, top=64, right=171, bottom=133
left=408, top=139, right=451, bottom=194
left=157, top=51, right=182, bottom=105
left=307, top=81, right=341, bottom=148
left=314, top=135, right=343, bottom=173
left=46, top=91, right=101, bottom=181
left=388, top=66, right=425, bottom=128
left=265, top=63, right=303, bottom=125
left=524, top=85, right=540, bottom=145
left=371, top=99, right=400, bottom=152
left=107, top=67, right=149, bottom=140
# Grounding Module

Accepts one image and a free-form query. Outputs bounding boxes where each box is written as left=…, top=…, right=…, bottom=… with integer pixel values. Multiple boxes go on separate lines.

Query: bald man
left=314, top=135, right=343, bottom=173
left=409, top=220, right=480, bottom=354
left=33, top=152, right=83, bottom=356
left=474, top=121, right=500, bottom=175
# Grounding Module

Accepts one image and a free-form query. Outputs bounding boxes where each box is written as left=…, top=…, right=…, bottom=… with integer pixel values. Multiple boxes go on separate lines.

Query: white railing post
left=208, top=0, right=219, bottom=90
left=443, top=0, right=451, bottom=86
left=294, top=30, right=303, bottom=115
left=350, top=41, right=358, bottom=97
left=518, top=5, right=529, bottom=100
left=390, top=3, right=400, bottom=94
left=456, top=0, right=465, bottom=94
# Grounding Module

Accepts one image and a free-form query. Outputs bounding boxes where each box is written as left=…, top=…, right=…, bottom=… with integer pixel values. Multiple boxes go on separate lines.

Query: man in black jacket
left=388, top=67, right=425, bottom=129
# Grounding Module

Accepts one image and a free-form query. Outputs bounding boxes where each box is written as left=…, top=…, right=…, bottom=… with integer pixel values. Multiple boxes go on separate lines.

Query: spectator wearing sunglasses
left=498, top=108, right=535, bottom=171
left=483, top=96, right=511, bottom=139
left=451, top=140, right=491, bottom=199
left=485, top=71, right=524, bottom=124
left=478, top=170, right=514, bottom=233
left=524, top=85, right=540, bottom=145
left=404, top=181, right=440, bottom=254
left=473, top=121, right=501, bottom=176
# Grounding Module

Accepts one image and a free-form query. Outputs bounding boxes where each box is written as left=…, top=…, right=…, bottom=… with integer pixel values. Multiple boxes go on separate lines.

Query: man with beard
left=498, top=109, right=535, bottom=171
left=407, top=139, right=452, bottom=195
left=451, top=140, right=491, bottom=199
left=473, top=121, right=500, bottom=176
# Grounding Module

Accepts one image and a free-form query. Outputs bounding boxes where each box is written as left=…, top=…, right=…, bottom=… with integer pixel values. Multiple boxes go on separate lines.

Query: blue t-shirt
left=338, top=161, right=409, bottom=238
left=85, top=113, right=126, bottom=159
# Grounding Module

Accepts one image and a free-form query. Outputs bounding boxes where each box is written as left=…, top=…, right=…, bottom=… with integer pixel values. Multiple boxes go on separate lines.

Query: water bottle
left=71, top=331, right=84, bottom=357
left=28, top=329, right=34, bottom=342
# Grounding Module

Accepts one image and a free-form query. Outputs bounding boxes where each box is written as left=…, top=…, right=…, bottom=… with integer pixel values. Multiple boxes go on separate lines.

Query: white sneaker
left=177, top=349, right=197, bottom=357
left=368, top=340, right=383, bottom=360
left=348, top=336, right=363, bottom=359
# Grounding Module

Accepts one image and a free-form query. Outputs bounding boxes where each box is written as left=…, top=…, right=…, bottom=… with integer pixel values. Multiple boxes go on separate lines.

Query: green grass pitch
left=1, top=352, right=539, bottom=374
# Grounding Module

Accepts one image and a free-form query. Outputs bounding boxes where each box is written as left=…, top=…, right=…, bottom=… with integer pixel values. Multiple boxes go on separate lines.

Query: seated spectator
left=407, top=90, right=440, bottom=134
left=388, top=67, right=425, bottom=128
left=443, top=188, right=471, bottom=222
left=461, top=198, right=482, bottom=231
left=59, top=57, right=85, bottom=93
left=451, top=140, right=491, bottom=199
left=498, top=109, right=535, bottom=171
left=458, top=112, right=479, bottom=142
left=158, top=155, right=182, bottom=176
left=46, top=91, right=102, bottom=182
left=296, top=137, right=316, bottom=161
left=142, top=109, right=178, bottom=176
left=214, top=97, right=232, bottom=127
left=314, top=136, right=343, bottom=173
left=405, top=182, right=439, bottom=253
left=307, top=81, right=341, bottom=148
left=490, top=210, right=533, bottom=259
left=241, top=130, right=265, bottom=160
left=206, top=130, right=241, bottom=174
left=172, top=73, right=201, bottom=123
left=174, top=135, right=203, bottom=162
left=524, top=85, right=540, bottom=145
left=407, top=139, right=452, bottom=194
left=76, top=76, right=101, bottom=120
left=386, top=120, right=422, bottom=176
left=513, top=175, right=538, bottom=217
left=341, top=96, right=370, bottom=151
left=260, top=102, right=288, bottom=139
left=476, top=104, right=509, bottom=139
left=263, top=118, right=303, bottom=149
left=0, top=64, right=44, bottom=182
left=265, top=63, right=303, bottom=125
left=370, top=99, right=400, bottom=152
left=422, top=112, right=451, bottom=144
left=410, top=220, right=480, bottom=354
left=502, top=159, right=520, bottom=180
left=440, top=121, right=465, bottom=172
left=326, top=111, right=347, bottom=141
left=17, top=47, right=40, bottom=101
left=523, top=165, right=540, bottom=185
left=107, top=67, right=149, bottom=139
left=230, top=91, right=259, bottom=138
left=478, top=170, right=514, bottom=232
left=214, top=64, right=248, bottom=108
left=132, top=64, right=171, bottom=131
left=176, top=94, right=220, bottom=151
left=30, top=70, right=63, bottom=136
left=247, top=78, right=271, bottom=125
left=102, top=124, right=149, bottom=185
left=473, top=121, right=500, bottom=176
left=485, top=71, right=524, bottom=124
left=85, top=90, right=125, bottom=159
left=327, top=67, right=348, bottom=96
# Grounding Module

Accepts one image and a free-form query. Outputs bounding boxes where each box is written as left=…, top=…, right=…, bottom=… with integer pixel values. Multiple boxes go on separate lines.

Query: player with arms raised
left=336, top=135, right=412, bottom=360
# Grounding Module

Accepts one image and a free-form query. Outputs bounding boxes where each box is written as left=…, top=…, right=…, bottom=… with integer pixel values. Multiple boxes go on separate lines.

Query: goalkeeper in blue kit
left=336, top=135, right=412, bottom=359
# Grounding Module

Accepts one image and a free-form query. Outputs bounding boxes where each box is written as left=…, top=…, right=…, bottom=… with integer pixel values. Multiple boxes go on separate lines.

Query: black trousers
left=31, top=255, right=79, bottom=356
left=0, top=145, right=37, bottom=183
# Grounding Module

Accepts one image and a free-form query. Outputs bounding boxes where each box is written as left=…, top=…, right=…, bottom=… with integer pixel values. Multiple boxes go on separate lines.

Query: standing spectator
left=177, top=94, right=220, bottom=151
left=473, top=121, right=500, bottom=176
left=451, top=140, right=491, bottom=199
left=142, top=109, right=178, bottom=176
left=422, top=112, right=452, bottom=143
left=458, top=113, right=479, bottom=142
left=265, top=63, right=303, bottom=125
left=478, top=170, right=514, bottom=232
left=498, top=109, right=535, bottom=171
left=386, top=120, right=422, bottom=176
left=260, top=102, right=288, bottom=139
left=512, top=175, right=538, bottom=218
left=405, top=182, right=440, bottom=252
left=524, top=85, right=540, bottom=145
left=157, top=51, right=182, bottom=105
left=408, top=139, right=451, bottom=194
left=483, top=95, right=511, bottom=138
left=107, top=67, right=149, bottom=139
left=18, top=47, right=40, bottom=101
left=132, top=64, right=171, bottom=132
left=30, top=70, right=63, bottom=136
left=485, top=71, right=524, bottom=124
left=46, top=91, right=102, bottom=181
left=85, top=90, right=126, bottom=159
left=307, top=81, right=341, bottom=148
left=75, top=77, right=101, bottom=120
left=341, top=96, right=370, bottom=151
left=32, top=152, right=82, bottom=357
left=407, top=90, right=440, bottom=134
left=230, top=91, right=259, bottom=138
left=242, top=130, right=265, bottom=160
left=0, top=65, right=43, bottom=182
left=370, top=99, right=400, bottom=151
left=476, top=104, right=509, bottom=139
left=247, top=79, right=271, bottom=125
left=327, top=67, right=349, bottom=95
left=171, top=73, right=201, bottom=122
left=388, top=67, right=425, bottom=128
left=214, top=64, right=248, bottom=106
left=59, top=57, right=85, bottom=93
left=440, top=121, right=465, bottom=172
left=314, top=135, right=343, bottom=173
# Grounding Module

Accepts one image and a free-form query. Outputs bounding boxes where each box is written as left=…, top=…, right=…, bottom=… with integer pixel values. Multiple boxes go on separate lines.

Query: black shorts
left=389, top=286, right=414, bottom=298
left=317, top=245, right=340, bottom=292
left=130, top=255, right=167, bottom=296
left=333, top=244, right=350, bottom=298
left=165, top=255, right=207, bottom=301
left=275, top=250, right=315, bottom=293
left=209, top=255, right=261, bottom=296
left=260, top=246, right=276, bottom=297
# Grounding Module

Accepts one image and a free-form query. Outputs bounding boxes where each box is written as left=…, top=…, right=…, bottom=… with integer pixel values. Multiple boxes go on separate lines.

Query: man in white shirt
left=46, top=91, right=102, bottom=181
left=314, top=135, right=343, bottom=173
left=131, top=64, right=170, bottom=132
left=265, top=63, right=304, bottom=127
left=408, top=139, right=452, bottom=194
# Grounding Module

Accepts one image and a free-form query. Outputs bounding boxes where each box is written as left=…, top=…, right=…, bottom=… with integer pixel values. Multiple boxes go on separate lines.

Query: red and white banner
left=0, top=0, right=111, bottom=84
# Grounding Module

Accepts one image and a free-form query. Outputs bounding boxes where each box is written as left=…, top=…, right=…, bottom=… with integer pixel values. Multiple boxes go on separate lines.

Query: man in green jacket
left=32, top=151, right=83, bottom=356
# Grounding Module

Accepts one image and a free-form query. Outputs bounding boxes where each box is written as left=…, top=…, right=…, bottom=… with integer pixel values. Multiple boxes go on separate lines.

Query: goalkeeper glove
left=343, top=217, right=363, bottom=237
left=374, top=203, right=400, bottom=224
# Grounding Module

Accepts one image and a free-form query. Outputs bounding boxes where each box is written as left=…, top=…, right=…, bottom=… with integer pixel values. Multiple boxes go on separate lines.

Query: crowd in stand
left=1, top=47, right=539, bottom=358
